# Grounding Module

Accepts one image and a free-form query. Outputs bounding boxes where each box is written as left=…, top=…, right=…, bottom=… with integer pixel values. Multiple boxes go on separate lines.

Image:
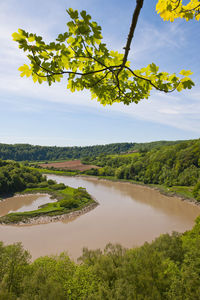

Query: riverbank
left=34, top=162, right=199, bottom=205
left=1, top=201, right=98, bottom=226
left=34, top=167, right=194, bottom=201
left=73, top=174, right=200, bottom=207
left=0, top=184, right=97, bottom=225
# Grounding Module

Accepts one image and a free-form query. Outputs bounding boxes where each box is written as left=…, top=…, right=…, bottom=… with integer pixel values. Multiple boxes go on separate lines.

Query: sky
left=0, top=0, right=200, bottom=146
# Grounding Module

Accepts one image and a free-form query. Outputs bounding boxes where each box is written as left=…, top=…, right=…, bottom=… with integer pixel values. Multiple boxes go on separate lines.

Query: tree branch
left=87, top=71, right=110, bottom=88
left=171, top=0, right=181, bottom=11
left=121, top=0, right=144, bottom=69
left=125, top=66, right=180, bottom=93
left=29, top=1, right=182, bottom=100
left=31, top=50, right=120, bottom=77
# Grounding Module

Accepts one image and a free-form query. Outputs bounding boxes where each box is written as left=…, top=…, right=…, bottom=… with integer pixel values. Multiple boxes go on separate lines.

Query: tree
left=13, top=0, right=198, bottom=105
left=0, top=242, right=30, bottom=297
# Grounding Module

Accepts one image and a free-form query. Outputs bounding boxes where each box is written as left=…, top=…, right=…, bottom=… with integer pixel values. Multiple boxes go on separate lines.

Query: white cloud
left=128, top=21, right=187, bottom=67
left=107, top=89, right=200, bottom=134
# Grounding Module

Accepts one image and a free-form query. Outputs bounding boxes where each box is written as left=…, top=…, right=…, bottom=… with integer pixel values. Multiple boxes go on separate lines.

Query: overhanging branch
left=29, top=0, right=183, bottom=99
left=121, top=0, right=144, bottom=68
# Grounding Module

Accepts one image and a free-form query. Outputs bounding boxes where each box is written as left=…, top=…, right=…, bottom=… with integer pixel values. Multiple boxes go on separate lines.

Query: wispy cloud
left=108, top=88, right=200, bottom=134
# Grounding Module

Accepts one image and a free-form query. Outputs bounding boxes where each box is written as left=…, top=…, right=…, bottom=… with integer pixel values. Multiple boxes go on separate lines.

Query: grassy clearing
left=28, top=159, right=72, bottom=164
left=158, top=185, right=194, bottom=199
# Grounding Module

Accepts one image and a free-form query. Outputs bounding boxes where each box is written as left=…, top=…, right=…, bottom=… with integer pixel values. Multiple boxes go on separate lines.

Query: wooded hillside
left=0, top=141, right=181, bottom=161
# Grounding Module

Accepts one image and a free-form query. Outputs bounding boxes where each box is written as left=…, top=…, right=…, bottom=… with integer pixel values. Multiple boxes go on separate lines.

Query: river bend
left=0, top=175, right=199, bottom=260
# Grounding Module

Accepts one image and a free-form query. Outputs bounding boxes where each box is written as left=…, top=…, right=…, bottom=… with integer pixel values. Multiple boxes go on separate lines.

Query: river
left=0, top=175, right=200, bottom=260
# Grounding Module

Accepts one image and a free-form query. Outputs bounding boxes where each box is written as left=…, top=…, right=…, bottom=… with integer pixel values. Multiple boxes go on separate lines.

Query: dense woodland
left=0, top=216, right=200, bottom=299
left=0, top=160, right=45, bottom=196
left=83, top=139, right=200, bottom=201
left=0, top=141, right=181, bottom=161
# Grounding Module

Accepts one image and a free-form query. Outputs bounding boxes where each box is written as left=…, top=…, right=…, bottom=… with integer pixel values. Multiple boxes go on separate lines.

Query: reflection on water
left=0, top=175, right=200, bottom=261
left=0, top=194, right=55, bottom=216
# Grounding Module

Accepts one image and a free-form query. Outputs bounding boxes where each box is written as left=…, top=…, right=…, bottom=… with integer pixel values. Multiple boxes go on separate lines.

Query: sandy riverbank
left=1, top=201, right=99, bottom=226
left=24, top=202, right=98, bottom=226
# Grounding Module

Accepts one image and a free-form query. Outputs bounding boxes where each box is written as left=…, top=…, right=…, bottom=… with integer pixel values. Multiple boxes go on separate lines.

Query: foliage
left=0, top=160, right=45, bottom=195
left=157, top=0, right=200, bottom=22
left=83, top=139, right=200, bottom=200
left=193, top=181, right=200, bottom=201
left=12, top=1, right=196, bottom=105
left=1, top=216, right=200, bottom=299
left=0, top=142, right=135, bottom=161
left=0, top=242, right=30, bottom=298
left=0, top=141, right=183, bottom=162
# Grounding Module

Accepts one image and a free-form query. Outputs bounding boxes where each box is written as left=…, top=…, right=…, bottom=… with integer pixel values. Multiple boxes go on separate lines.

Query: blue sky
left=0, top=0, right=200, bottom=146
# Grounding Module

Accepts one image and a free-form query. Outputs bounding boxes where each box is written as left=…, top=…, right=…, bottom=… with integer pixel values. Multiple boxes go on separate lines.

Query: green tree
left=0, top=242, right=30, bottom=297
left=193, top=181, right=200, bottom=201
left=13, top=1, right=197, bottom=105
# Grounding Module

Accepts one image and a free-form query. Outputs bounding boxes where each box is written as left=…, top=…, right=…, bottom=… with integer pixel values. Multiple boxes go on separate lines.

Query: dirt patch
left=40, top=160, right=99, bottom=172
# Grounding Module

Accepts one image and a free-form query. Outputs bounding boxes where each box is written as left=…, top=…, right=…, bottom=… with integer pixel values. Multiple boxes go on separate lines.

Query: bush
left=73, top=188, right=91, bottom=201
left=59, top=199, right=79, bottom=209
left=193, top=181, right=200, bottom=201
left=37, top=181, right=49, bottom=188
left=84, top=168, right=98, bottom=175
left=26, top=183, right=38, bottom=188
left=48, top=179, right=56, bottom=185
left=51, top=183, right=66, bottom=190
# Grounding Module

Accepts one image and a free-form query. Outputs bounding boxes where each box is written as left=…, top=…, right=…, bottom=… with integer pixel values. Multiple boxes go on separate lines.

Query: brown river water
left=0, top=175, right=200, bottom=260
left=0, top=194, right=55, bottom=216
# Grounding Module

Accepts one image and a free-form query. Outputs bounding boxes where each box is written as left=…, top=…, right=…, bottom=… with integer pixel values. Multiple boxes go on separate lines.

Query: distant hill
left=0, top=140, right=185, bottom=161
left=0, top=143, right=133, bottom=161
left=128, top=140, right=185, bottom=152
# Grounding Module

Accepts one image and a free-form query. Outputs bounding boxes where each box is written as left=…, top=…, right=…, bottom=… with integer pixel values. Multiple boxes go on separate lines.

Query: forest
left=0, top=160, right=45, bottom=196
left=82, top=139, right=200, bottom=201
left=0, top=215, right=200, bottom=299
left=0, top=141, right=181, bottom=161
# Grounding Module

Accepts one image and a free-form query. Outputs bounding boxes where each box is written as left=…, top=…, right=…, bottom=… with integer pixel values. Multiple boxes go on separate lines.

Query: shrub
left=51, top=183, right=66, bottom=190
left=59, top=199, right=79, bottom=209
left=26, top=183, right=38, bottom=188
left=37, top=181, right=49, bottom=188
left=193, top=181, right=200, bottom=201
left=48, top=179, right=56, bottom=185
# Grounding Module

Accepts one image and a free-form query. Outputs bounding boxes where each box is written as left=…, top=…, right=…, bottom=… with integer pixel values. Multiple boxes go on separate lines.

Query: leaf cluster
left=157, top=0, right=200, bottom=21
left=12, top=7, right=195, bottom=105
